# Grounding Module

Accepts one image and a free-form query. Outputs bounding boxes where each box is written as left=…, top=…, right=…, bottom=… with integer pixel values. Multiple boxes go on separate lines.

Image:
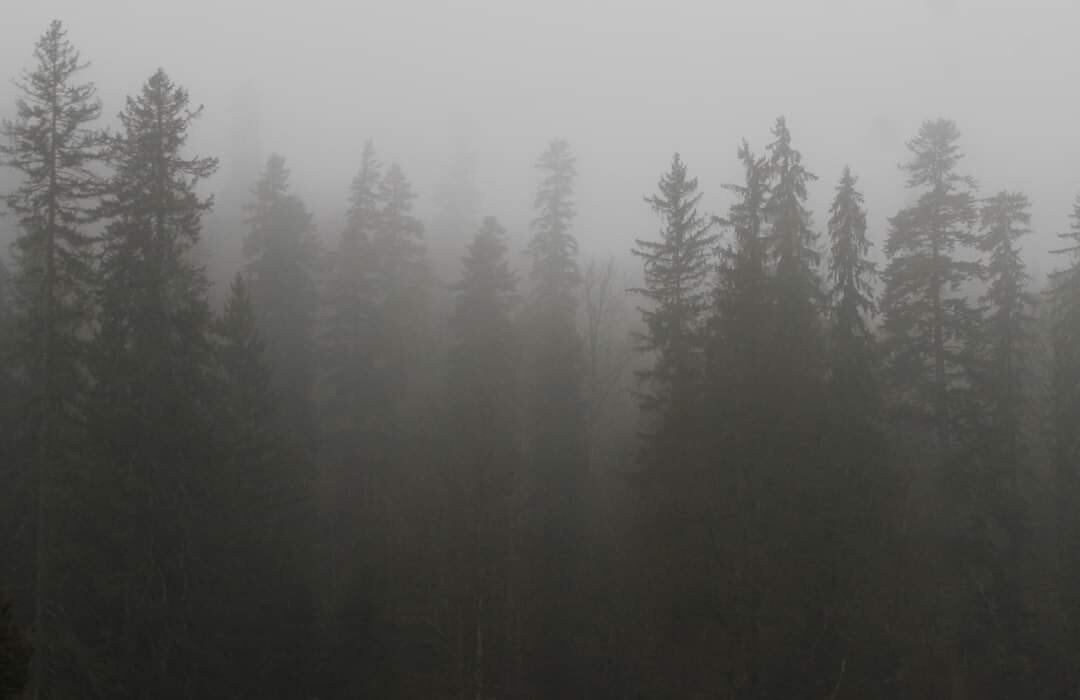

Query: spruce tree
left=712, top=140, right=771, bottom=377
left=880, top=118, right=980, bottom=450
left=529, top=140, right=580, bottom=306
left=323, top=140, right=381, bottom=451
left=630, top=154, right=724, bottom=696
left=521, top=139, right=588, bottom=697
left=0, top=21, right=105, bottom=696
left=632, top=153, right=716, bottom=448
left=960, top=190, right=1037, bottom=695
left=764, top=116, right=822, bottom=361
left=977, top=191, right=1036, bottom=462
left=827, top=166, right=877, bottom=413
left=205, top=274, right=312, bottom=697
left=445, top=216, right=519, bottom=700
left=319, top=141, right=383, bottom=638
left=90, top=68, right=219, bottom=695
left=242, top=154, right=320, bottom=439
left=369, top=161, right=427, bottom=412
left=823, top=166, right=898, bottom=693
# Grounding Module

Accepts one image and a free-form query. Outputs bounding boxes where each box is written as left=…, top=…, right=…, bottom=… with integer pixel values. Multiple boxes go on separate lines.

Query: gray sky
left=2, top=0, right=1079, bottom=284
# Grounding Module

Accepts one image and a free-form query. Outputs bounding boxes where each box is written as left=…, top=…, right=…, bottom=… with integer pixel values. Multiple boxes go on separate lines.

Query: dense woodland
left=2, top=19, right=1080, bottom=700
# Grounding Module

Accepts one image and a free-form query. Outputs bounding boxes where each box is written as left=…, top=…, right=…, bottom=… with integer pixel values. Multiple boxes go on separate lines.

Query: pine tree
left=316, top=143, right=393, bottom=689
left=880, top=118, right=980, bottom=450
left=765, top=116, right=822, bottom=360
left=243, top=154, right=320, bottom=438
left=89, top=68, right=219, bottom=695
left=712, top=140, right=771, bottom=377
left=520, top=139, right=589, bottom=697
left=632, top=153, right=716, bottom=446
left=369, top=161, right=427, bottom=410
left=323, top=140, right=381, bottom=446
left=0, top=21, right=105, bottom=696
left=445, top=216, right=519, bottom=700
left=822, top=167, right=899, bottom=694
left=827, top=166, right=877, bottom=413
left=529, top=140, right=580, bottom=307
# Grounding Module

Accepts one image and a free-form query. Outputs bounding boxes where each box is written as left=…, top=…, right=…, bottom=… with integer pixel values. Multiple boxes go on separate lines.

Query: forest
left=2, top=15, right=1080, bottom=700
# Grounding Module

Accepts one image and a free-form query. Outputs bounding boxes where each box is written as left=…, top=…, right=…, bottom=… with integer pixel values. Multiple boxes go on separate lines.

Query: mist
left=3, top=1, right=1080, bottom=698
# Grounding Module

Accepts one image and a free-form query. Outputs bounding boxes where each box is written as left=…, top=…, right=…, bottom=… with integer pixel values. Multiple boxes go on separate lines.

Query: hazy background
left=2, top=0, right=1078, bottom=285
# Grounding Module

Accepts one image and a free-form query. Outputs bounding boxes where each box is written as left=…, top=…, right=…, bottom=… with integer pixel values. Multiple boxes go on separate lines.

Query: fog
left=6, top=2, right=1080, bottom=698
left=4, top=0, right=1078, bottom=279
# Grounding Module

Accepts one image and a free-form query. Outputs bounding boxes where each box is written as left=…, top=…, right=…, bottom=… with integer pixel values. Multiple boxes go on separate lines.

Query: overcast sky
left=2, top=0, right=1078, bottom=285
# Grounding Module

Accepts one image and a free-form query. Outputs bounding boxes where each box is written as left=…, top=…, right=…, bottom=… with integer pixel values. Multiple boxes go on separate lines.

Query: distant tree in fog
left=243, top=153, right=321, bottom=438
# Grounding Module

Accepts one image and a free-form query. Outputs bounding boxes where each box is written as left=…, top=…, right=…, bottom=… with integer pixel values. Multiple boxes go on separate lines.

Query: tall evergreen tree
left=323, top=140, right=381, bottom=451
left=529, top=140, right=580, bottom=307
left=89, top=68, right=219, bottom=696
left=822, top=166, right=899, bottom=694
left=444, top=217, right=519, bottom=700
left=764, top=116, right=822, bottom=361
left=976, top=191, right=1036, bottom=464
left=0, top=21, right=105, bottom=696
left=827, top=166, right=877, bottom=412
left=319, top=141, right=383, bottom=646
left=520, top=139, right=589, bottom=697
left=959, top=190, right=1037, bottom=696
left=629, top=154, right=723, bottom=696
left=242, top=154, right=320, bottom=439
left=204, top=274, right=313, bottom=697
left=632, top=153, right=716, bottom=448
left=880, top=118, right=980, bottom=450
left=712, top=140, right=771, bottom=377
left=369, top=161, right=428, bottom=415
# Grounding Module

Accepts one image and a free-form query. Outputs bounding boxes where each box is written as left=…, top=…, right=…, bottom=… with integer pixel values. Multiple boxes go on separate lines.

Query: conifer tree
left=0, top=21, right=105, bottom=695
left=369, top=162, right=427, bottom=413
left=205, top=274, right=313, bottom=697
left=529, top=140, right=580, bottom=307
left=243, top=154, right=320, bottom=438
left=90, top=68, right=219, bottom=694
left=959, top=190, right=1037, bottom=695
left=765, top=116, right=822, bottom=360
left=827, top=166, right=877, bottom=413
left=822, top=166, right=898, bottom=693
left=632, top=153, right=716, bottom=445
left=323, top=140, right=381, bottom=450
left=880, top=118, right=980, bottom=450
left=521, top=139, right=589, bottom=697
left=445, top=216, right=519, bottom=700
left=712, top=140, right=771, bottom=376
left=977, top=191, right=1036, bottom=458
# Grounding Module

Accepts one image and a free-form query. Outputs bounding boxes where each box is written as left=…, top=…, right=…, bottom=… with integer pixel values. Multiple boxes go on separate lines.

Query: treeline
left=2, top=19, right=1080, bottom=700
